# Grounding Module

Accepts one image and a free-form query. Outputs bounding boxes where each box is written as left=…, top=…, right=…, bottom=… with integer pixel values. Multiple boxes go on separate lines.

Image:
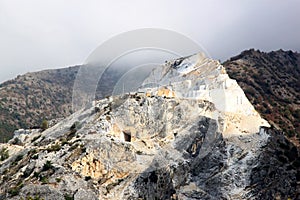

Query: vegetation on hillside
left=224, top=49, right=300, bottom=141
left=0, top=66, right=80, bottom=141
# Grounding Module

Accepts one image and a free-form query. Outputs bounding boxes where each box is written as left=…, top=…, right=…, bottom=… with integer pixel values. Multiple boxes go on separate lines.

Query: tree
left=41, top=119, right=49, bottom=131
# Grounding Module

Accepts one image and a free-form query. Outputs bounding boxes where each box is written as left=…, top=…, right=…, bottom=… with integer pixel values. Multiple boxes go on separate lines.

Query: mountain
left=0, top=65, right=128, bottom=142
left=223, top=49, right=300, bottom=142
left=0, top=66, right=80, bottom=142
left=0, top=53, right=299, bottom=199
left=1, top=49, right=299, bottom=144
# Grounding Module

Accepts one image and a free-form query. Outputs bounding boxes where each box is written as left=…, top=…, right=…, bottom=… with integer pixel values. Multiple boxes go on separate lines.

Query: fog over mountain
left=1, top=0, right=300, bottom=82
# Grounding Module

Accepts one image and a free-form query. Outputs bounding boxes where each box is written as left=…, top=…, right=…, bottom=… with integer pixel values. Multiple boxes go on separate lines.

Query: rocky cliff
left=0, top=53, right=299, bottom=199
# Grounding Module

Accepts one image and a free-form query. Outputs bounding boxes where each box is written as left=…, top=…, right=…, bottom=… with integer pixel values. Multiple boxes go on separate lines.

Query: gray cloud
left=0, top=0, right=299, bottom=82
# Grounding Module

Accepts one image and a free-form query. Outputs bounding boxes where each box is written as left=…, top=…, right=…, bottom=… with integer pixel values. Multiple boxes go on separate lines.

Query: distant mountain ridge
left=0, top=66, right=80, bottom=141
left=223, top=49, right=300, bottom=142
left=0, top=65, right=124, bottom=141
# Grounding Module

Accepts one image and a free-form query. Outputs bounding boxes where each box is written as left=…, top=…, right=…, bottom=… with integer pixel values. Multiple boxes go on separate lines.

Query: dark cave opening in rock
left=123, top=131, right=131, bottom=142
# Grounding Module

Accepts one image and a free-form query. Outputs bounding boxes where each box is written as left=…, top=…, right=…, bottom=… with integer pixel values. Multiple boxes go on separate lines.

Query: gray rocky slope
left=0, top=53, right=299, bottom=199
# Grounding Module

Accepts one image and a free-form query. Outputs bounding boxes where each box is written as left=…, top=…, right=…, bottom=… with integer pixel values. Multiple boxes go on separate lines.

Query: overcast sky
left=0, top=0, right=299, bottom=83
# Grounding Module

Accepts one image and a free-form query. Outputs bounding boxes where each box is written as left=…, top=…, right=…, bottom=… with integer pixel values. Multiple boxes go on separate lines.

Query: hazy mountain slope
left=223, top=49, right=300, bottom=140
left=0, top=65, right=126, bottom=142
left=0, top=66, right=80, bottom=142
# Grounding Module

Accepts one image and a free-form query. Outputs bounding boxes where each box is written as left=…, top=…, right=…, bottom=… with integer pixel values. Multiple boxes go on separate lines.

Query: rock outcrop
left=0, top=53, right=299, bottom=199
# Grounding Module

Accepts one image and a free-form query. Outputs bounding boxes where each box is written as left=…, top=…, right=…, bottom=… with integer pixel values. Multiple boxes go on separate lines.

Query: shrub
left=0, top=147, right=9, bottom=161
left=47, top=143, right=61, bottom=152
left=8, top=182, right=23, bottom=196
left=15, top=154, right=24, bottom=162
left=55, top=178, right=62, bottom=183
left=31, top=154, right=39, bottom=160
left=8, top=187, right=21, bottom=196
left=68, top=143, right=79, bottom=152
left=21, top=196, right=44, bottom=200
left=12, top=154, right=24, bottom=166
left=69, top=121, right=81, bottom=135
left=11, top=137, right=22, bottom=145
left=41, top=119, right=49, bottom=131
left=33, top=172, right=40, bottom=178
left=70, top=121, right=80, bottom=131
left=244, top=87, right=256, bottom=96
left=60, top=138, right=69, bottom=146
left=64, top=194, right=74, bottom=200
left=39, top=176, right=49, bottom=184
left=42, top=160, right=53, bottom=171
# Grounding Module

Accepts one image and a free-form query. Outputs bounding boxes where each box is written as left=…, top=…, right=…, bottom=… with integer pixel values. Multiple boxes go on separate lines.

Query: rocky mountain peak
left=142, top=52, right=269, bottom=136
left=0, top=53, right=299, bottom=199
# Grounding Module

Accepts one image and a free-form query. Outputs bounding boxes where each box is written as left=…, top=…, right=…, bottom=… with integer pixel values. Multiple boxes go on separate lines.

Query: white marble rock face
left=142, top=53, right=269, bottom=136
